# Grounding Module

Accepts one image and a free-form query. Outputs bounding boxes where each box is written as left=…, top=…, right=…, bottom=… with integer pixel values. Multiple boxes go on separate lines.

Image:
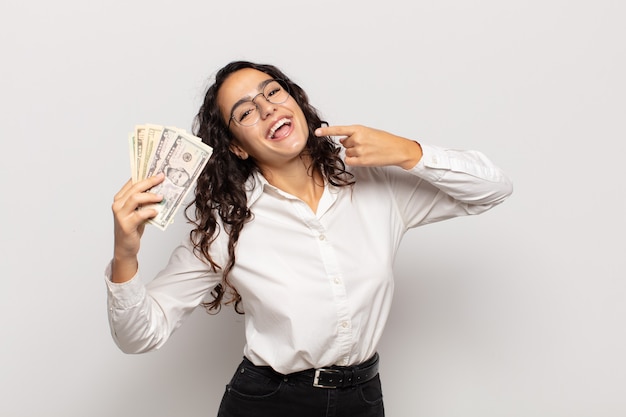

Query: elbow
left=113, top=334, right=161, bottom=355
left=465, top=175, right=514, bottom=215
left=109, top=321, right=166, bottom=354
left=482, top=169, right=514, bottom=205
left=494, top=174, right=514, bottom=204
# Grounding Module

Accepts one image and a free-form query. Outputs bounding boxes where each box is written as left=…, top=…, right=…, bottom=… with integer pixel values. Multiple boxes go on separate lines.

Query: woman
left=108, top=61, right=513, bottom=416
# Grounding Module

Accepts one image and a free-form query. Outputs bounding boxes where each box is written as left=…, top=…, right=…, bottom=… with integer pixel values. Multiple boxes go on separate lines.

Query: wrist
left=398, top=140, right=423, bottom=170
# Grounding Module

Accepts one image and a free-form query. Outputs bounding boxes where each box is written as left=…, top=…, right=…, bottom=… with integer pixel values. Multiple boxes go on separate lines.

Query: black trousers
left=217, top=355, right=385, bottom=417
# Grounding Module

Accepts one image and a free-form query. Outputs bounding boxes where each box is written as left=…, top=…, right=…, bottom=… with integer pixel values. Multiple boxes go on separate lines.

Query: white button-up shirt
left=105, top=143, right=513, bottom=374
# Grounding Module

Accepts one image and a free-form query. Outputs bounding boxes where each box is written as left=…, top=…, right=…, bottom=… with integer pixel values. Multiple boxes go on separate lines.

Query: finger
left=344, top=155, right=357, bottom=166
left=343, top=146, right=359, bottom=158
left=114, top=199, right=160, bottom=235
left=314, top=125, right=356, bottom=138
left=119, top=192, right=164, bottom=219
left=344, top=154, right=374, bottom=167
left=135, top=172, right=165, bottom=192
left=132, top=205, right=160, bottom=222
left=338, top=135, right=355, bottom=149
left=114, top=173, right=165, bottom=204
left=113, top=183, right=164, bottom=217
left=131, top=191, right=164, bottom=209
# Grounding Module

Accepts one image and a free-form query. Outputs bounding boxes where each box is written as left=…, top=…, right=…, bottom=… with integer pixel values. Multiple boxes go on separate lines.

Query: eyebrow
left=229, top=78, right=276, bottom=118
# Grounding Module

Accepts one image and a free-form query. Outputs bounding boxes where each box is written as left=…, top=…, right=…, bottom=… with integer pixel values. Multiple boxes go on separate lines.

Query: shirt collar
left=244, top=170, right=338, bottom=210
left=244, top=170, right=266, bottom=207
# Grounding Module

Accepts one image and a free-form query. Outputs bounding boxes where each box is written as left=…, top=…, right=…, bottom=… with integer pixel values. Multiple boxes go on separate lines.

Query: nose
left=253, top=94, right=276, bottom=120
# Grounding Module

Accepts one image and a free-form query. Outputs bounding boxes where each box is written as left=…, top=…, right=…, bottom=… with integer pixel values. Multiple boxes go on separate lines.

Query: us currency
left=145, top=126, right=182, bottom=179
left=128, top=124, right=212, bottom=231
left=133, top=125, right=147, bottom=183
left=139, top=124, right=162, bottom=181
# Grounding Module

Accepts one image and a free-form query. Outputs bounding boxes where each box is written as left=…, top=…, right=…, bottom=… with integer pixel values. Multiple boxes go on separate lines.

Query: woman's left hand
left=315, top=124, right=422, bottom=169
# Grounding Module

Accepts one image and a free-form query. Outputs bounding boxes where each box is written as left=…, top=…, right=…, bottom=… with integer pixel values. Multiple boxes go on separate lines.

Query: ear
left=229, top=143, right=249, bottom=160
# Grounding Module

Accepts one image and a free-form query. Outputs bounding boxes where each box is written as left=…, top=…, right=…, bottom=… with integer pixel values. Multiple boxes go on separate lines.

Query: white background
left=1, top=0, right=624, bottom=416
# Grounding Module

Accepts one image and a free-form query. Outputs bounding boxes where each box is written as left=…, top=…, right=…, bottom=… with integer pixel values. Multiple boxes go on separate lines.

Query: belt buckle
left=313, top=368, right=343, bottom=388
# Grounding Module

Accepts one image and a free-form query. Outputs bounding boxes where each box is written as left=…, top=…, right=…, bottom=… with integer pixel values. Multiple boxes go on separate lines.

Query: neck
left=260, top=156, right=324, bottom=212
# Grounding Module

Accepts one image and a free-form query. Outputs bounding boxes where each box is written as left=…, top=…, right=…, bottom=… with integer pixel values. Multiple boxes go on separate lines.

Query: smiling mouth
left=268, top=118, right=292, bottom=139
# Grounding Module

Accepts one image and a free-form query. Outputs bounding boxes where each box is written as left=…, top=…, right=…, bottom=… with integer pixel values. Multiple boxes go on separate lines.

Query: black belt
left=311, top=353, right=379, bottom=389
left=240, top=353, right=380, bottom=389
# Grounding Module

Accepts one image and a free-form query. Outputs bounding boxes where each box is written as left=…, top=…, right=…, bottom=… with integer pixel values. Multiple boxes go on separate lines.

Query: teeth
left=269, top=118, right=290, bottom=138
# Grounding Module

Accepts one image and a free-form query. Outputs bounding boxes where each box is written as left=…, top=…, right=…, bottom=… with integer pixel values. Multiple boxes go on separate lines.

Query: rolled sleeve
left=104, top=262, right=146, bottom=310
left=104, top=239, right=223, bottom=354
left=386, top=143, right=513, bottom=228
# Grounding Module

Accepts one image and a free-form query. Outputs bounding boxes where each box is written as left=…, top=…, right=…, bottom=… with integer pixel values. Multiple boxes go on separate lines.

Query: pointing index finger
left=315, top=125, right=354, bottom=138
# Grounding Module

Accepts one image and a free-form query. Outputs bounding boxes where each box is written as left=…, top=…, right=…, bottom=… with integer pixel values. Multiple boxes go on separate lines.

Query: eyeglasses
left=228, top=80, right=290, bottom=127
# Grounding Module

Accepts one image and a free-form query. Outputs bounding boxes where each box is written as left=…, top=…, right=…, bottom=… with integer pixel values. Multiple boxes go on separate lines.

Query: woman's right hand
left=110, top=173, right=165, bottom=282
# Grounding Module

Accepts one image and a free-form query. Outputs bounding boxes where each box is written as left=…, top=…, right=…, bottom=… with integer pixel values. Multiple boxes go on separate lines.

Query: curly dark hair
left=186, top=61, right=354, bottom=314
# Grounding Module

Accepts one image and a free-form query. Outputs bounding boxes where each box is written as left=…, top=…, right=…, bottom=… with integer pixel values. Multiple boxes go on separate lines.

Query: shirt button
left=334, top=278, right=341, bottom=284
left=319, top=234, right=326, bottom=241
left=341, top=321, right=349, bottom=328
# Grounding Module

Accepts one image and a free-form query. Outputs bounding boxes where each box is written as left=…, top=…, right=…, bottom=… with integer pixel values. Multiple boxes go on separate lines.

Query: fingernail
left=314, top=128, right=321, bottom=136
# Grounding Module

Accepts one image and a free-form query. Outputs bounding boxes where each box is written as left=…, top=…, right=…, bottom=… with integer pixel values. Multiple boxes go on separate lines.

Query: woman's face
left=217, top=68, right=309, bottom=172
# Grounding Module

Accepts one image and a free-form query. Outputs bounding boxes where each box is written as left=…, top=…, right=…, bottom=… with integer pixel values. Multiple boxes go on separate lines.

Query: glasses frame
left=228, top=79, right=290, bottom=128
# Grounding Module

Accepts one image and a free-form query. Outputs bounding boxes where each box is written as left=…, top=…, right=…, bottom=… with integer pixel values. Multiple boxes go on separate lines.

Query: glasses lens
left=232, top=102, right=258, bottom=126
left=264, top=80, right=289, bottom=104
left=231, top=80, right=290, bottom=127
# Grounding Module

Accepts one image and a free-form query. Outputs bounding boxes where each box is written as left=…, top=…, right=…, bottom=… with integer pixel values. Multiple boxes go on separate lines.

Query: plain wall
left=1, top=0, right=624, bottom=416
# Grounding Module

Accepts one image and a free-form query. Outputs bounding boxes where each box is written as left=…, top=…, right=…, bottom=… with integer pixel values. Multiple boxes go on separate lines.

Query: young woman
left=108, top=61, right=513, bottom=416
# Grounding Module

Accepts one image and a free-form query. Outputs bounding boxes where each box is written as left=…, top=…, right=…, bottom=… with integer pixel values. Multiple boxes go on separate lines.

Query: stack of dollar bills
left=129, top=124, right=213, bottom=230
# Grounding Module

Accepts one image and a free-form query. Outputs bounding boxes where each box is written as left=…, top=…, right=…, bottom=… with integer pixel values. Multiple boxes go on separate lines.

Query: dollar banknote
left=128, top=124, right=212, bottom=230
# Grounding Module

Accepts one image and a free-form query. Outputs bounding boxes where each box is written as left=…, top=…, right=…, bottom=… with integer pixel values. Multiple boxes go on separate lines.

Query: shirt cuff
left=409, top=143, right=450, bottom=181
left=104, top=260, right=146, bottom=310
